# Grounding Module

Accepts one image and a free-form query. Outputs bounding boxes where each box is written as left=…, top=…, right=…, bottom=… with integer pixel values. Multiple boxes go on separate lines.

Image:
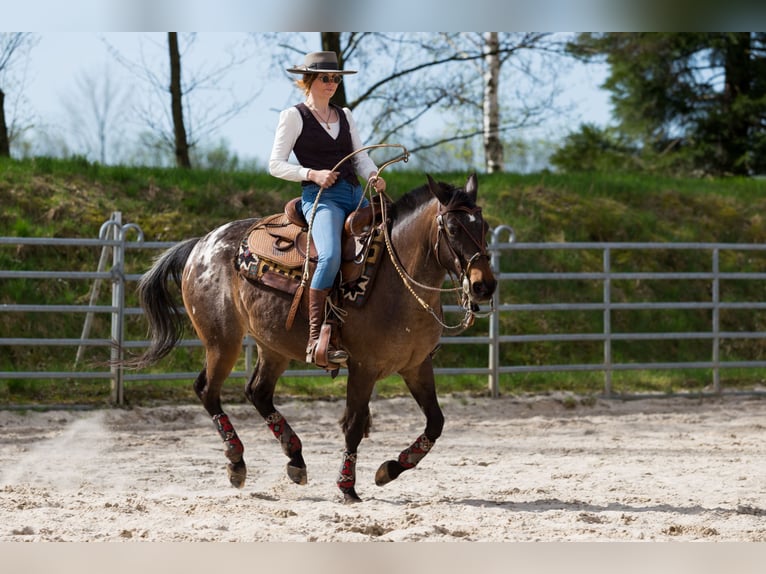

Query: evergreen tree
left=567, top=33, right=766, bottom=175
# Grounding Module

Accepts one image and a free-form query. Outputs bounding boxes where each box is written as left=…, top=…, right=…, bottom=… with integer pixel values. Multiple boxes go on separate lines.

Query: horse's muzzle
left=465, top=259, right=497, bottom=303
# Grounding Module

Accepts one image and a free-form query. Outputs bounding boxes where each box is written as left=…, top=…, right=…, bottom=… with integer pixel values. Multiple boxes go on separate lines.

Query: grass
left=2, top=156, right=766, bottom=406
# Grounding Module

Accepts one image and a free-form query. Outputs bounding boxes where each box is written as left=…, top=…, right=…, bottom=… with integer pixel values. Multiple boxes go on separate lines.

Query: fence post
left=108, top=213, right=144, bottom=405
left=711, top=248, right=720, bottom=393
left=488, top=225, right=515, bottom=397
left=244, top=335, right=254, bottom=381
left=76, top=214, right=119, bottom=367
left=109, top=212, right=125, bottom=405
left=603, top=247, right=613, bottom=396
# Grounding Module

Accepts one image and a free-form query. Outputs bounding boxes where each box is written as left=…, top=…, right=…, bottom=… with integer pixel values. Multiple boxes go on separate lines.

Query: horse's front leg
left=245, top=354, right=307, bottom=485
left=337, top=377, right=375, bottom=503
left=375, top=358, right=444, bottom=487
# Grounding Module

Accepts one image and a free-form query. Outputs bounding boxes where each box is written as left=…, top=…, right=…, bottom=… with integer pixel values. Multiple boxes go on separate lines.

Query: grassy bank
left=2, top=157, right=766, bottom=405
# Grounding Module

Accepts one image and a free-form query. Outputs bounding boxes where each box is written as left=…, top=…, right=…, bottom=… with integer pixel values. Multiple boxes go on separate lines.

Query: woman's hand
left=309, top=169, right=339, bottom=189
left=368, top=173, right=386, bottom=193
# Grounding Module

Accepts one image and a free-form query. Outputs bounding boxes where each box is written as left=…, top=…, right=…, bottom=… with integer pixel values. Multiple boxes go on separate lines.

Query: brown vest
left=293, top=103, right=359, bottom=188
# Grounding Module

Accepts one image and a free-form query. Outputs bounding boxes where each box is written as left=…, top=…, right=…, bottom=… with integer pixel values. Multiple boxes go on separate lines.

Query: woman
left=269, top=51, right=386, bottom=368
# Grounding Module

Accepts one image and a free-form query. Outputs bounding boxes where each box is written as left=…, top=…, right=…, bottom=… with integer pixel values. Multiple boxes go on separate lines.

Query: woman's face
left=309, top=74, right=342, bottom=99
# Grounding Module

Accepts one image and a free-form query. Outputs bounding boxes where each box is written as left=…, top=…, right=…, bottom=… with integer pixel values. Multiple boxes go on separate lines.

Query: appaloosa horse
left=127, top=173, right=496, bottom=502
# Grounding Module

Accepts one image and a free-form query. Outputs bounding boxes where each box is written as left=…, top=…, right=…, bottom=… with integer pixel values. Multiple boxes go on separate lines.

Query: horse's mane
left=390, top=180, right=474, bottom=222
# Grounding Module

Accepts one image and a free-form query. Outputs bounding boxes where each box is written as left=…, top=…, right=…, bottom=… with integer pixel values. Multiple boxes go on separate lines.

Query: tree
left=320, top=32, right=350, bottom=109
left=482, top=32, right=503, bottom=173
left=63, top=66, right=130, bottom=164
left=0, top=33, right=38, bottom=158
left=168, top=32, right=191, bottom=168
left=568, top=33, right=766, bottom=175
left=327, top=32, right=566, bottom=172
left=107, top=33, right=258, bottom=169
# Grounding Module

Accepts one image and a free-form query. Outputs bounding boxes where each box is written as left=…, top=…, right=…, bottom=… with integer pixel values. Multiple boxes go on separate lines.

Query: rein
left=286, top=142, right=490, bottom=336
left=286, top=144, right=409, bottom=329
left=378, top=196, right=492, bottom=334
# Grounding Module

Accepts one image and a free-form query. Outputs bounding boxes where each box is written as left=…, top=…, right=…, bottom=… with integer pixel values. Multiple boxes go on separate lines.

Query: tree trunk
left=321, top=32, right=348, bottom=108
left=168, top=33, right=191, bottom=169
left=483, top=32, right=503, bottom=173
left=0, top=89, right=10, bottom=157
left=721, top=32, right=752, bottom=175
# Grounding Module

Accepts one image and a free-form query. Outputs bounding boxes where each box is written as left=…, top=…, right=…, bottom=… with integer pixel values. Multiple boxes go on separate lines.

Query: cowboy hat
left=286, top=51, right=357, bottom=75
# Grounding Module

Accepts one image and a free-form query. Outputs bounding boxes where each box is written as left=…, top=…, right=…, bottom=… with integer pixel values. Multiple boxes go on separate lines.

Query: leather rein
left=380, top=193, right=493, bottom=334
left=288, top=143, right=491, bottom=334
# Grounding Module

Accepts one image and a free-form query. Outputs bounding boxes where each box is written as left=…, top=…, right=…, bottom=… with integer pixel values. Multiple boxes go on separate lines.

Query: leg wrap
left=212, top=413, right=244, bottom=462
left=265, top=412, right=302, bottom=458
left=337, top=451, right=357, bottom=491
left=397, top=433, right=434, bottom=469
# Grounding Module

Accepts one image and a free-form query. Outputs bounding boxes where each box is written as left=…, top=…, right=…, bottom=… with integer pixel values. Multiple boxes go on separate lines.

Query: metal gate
left=2, top=214, right=765, bottom=404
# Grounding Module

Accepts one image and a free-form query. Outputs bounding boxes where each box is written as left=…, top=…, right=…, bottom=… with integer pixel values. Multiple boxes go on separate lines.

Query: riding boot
left=306, top=287, right=349, bottom=368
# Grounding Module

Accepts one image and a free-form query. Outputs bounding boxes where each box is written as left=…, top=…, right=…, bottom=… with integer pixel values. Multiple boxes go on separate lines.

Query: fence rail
left=2, top=213, right=765, bottom=404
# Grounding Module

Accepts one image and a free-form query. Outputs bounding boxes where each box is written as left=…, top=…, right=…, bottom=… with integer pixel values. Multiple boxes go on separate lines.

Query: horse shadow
left=451, top=497, right=753, bottom=517
left=366, top=494, right=757, bottom=517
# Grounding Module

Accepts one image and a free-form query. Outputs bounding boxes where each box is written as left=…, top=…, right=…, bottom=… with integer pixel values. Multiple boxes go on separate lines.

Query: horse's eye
left=446, top=222, right=459, bottom=236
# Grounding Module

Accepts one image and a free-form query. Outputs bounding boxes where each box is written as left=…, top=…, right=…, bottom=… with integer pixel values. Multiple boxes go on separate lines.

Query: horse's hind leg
left=375, top=358, right=444, bottom=487
left=245, top=351, right=307, bottom=486
left=194, top=344, right=248, bottom=488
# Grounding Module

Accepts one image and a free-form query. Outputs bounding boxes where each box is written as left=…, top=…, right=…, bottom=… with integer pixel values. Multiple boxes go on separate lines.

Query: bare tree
left=379, top=32, right=564, bottom=172
left=0, top=33, right=38, bottom=158
left=482, top=32, right=503, bottom=173
left=270, top=32, right=567, bottom=172
left=106, top=33, right=259, bottom=169
left=168, top=32, right=190, bottom=168
left=63, top=66, right=130, bottom=164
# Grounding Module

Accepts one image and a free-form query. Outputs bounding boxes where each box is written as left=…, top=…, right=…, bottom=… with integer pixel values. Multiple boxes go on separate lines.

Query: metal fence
left=2, top=213, right=765, bottom=404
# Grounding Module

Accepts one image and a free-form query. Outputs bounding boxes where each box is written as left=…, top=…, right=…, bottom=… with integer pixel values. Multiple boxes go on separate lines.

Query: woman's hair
left=295, top=73, right=317, bottom=96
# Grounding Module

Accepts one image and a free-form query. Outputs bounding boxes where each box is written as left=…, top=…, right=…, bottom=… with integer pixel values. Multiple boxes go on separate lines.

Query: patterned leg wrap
left=212, top=413, right=244, bottom=462
left=265, top=412, right=302, bottom=457
left=337, top=451, right=357, bottom=491
left=397, top=433, right=434, bottom=469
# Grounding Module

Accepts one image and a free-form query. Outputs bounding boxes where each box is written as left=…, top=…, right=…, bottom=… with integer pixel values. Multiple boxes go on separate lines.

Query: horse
left=126, top=173, right=496, bottom=503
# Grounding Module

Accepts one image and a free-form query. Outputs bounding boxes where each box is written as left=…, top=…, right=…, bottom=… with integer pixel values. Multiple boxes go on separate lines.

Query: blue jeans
left=301, top=180, right=369, bottom=290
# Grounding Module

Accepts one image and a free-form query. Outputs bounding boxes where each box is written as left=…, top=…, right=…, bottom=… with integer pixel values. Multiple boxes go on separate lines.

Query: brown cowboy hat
left=286, top=51, right=357, bottom=75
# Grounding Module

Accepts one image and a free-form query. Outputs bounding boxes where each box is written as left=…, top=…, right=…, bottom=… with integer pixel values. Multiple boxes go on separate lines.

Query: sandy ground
left=0, top=392, right=764, bottom=542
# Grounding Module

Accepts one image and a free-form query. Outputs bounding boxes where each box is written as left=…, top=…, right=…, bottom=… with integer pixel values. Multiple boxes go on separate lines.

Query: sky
left=23, top=33, right=299, bottom=166
left=15, top=31, right=612, bottom=170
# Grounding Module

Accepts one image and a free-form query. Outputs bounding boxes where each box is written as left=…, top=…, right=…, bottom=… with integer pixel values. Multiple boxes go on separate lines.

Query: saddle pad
left=340, top=227, right=384, bottom=307
left=236, top=237, right=303, bottom=295
left=246, top=213, right=316, bottom=269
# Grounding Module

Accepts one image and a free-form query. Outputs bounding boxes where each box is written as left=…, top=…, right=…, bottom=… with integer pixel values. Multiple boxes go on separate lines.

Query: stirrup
left=308, top=324, right=349, bottom=369
left=306, top=344, right=348, bottom=369
left=327, top=348, right=349, bottom=365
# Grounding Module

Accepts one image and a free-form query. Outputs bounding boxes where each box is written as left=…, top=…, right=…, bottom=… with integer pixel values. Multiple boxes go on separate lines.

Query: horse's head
left=427, top=173, right=497, bottom=306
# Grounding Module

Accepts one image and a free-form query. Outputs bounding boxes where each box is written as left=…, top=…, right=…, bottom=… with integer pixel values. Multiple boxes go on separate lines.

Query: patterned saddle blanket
left=235, top=198, right=387, bottom=307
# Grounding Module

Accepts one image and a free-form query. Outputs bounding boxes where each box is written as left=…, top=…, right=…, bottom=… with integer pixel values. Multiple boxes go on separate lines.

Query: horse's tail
left=122, top=237, right=200, bottom=369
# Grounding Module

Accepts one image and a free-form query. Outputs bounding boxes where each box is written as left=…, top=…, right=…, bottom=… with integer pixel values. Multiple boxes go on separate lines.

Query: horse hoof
left=227, top=460, right=247, bottom=488
left=287, top=463, right=307, bottom=485
left=375, top=460, right=403, bottom=486
left=341, top=487, right=362, bottom=504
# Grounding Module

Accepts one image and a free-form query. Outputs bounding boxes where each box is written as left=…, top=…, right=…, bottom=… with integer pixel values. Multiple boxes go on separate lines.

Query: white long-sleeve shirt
left=268, top=105, right=378, bottom=183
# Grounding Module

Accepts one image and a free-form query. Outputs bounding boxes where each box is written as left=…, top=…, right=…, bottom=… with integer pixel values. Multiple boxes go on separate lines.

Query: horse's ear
left=426, top=174, right=452, bottom=206
left=465, top=172, right=478, bottom=201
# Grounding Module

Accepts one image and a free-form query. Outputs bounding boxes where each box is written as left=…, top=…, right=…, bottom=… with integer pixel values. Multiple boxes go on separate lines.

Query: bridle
left=434, top=201, right=491, bottom=307
left=379, top=184, right=494, bottom=334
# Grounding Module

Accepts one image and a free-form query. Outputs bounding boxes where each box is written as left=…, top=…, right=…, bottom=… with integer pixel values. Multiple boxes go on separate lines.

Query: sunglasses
left=318, top=74, right=342, bottom=84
